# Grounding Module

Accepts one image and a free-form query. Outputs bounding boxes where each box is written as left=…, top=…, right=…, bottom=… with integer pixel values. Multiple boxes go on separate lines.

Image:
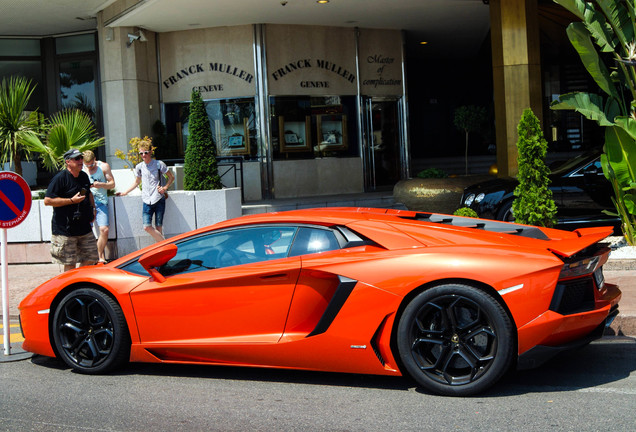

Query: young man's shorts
left=143, top=197, right=166, bottom=227
left=50, top=232, right=99, bottom=265
left=94, top=202, right=109, bottom=228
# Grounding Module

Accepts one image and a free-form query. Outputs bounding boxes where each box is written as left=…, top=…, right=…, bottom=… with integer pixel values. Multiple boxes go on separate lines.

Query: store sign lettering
left=363, top=53, right=401, bottom=88
left=300, top=81, right=329, bottom=88
left=163, top=62, right=254, bottom=89
left=271, top=59, right=355, bottom=83
left=192, top=84, right=224, bottom=93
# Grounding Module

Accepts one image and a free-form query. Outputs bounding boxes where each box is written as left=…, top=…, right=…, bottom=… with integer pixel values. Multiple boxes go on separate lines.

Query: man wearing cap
left=44, top=148, right=98, bottom=272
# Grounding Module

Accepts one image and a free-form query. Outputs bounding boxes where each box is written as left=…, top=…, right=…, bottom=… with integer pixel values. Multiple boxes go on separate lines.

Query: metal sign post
left=0, top=172, right=32, bottom=356
left=2, top=228, right=9, bottom=355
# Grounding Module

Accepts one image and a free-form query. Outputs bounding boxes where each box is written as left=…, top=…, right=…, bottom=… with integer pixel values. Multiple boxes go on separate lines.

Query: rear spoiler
left=547, top=226, right=613, bottom=258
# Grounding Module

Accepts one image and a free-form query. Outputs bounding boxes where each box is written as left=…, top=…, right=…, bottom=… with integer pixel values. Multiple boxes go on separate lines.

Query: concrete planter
left=7, top=188, right=242, bottom=263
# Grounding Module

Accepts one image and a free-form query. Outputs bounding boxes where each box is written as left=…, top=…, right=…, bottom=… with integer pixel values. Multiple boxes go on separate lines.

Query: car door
left=129, top=226, right=301, bottom=345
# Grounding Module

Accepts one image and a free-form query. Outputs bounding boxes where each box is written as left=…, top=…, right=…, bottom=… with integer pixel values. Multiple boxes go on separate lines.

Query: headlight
left=463, top=194, right=475, bottom=206
left=474, top=193, right=485, bottom=203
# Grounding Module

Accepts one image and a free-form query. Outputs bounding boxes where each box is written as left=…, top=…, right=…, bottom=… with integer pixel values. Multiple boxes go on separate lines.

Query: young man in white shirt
left=118, top=142, right=175, bottom=242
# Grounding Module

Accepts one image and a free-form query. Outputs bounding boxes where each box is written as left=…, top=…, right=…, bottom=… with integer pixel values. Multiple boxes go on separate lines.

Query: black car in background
left=459, top=151, right=620, bottom=231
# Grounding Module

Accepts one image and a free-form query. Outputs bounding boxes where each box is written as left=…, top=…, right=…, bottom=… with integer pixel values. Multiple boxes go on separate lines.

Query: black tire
left=497, top=200, right=514, bottom=222
left=52, top=288, right=131, bottom=374
left=396, top=284, right=514, bottom=396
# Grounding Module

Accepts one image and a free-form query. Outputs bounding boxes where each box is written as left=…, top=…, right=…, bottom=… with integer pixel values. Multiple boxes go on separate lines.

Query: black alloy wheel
left=397, top=284, right=513, bottom=396
left=52, top=288, right=130, bottom=374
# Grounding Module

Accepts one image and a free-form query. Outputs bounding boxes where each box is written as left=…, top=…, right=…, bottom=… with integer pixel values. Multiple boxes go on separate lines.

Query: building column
left=490, top=0, right=542, bottom=177
left=97, top=13, right=159, bottom=169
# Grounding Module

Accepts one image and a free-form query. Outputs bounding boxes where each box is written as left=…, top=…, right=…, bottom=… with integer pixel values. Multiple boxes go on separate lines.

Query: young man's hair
left=83, top=150, right=96, bottom=163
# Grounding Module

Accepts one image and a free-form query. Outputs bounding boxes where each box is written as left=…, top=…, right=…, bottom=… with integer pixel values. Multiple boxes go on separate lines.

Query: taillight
left=558, top=255, right=601, bottom=280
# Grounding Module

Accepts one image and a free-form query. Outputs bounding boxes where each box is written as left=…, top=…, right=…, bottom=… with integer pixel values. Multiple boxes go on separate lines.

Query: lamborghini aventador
left=19, top=208, right=621, bottom=396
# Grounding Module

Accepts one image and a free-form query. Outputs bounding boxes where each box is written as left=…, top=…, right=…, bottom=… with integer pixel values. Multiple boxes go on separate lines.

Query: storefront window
left=164, top=97, right=259, bottom=160
left=55, top=34, right=95, bottom=55
left=0, top=39, right=40, bottom=56
left=0, top=60, right=44, bottom=111
left=270, top=96, right=358, bottom=160
left=59, top=59, right=97, bottom=121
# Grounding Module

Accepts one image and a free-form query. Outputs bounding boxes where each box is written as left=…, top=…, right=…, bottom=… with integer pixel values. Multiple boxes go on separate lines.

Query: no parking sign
left=1, top=171, right=32, bottom=356
left=0, top=171, right=32, bottom=228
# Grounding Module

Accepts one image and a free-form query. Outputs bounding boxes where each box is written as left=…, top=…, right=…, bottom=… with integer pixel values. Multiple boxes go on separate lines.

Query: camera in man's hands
left=72, top=209, right=82, bottom=222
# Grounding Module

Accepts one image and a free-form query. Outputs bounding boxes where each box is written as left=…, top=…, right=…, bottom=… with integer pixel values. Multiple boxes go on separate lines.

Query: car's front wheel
left=52, top=288, right=130, bottom=374
left=396, top=284, right=514, bottom=396
left=497, top=200, right=514, bottom=222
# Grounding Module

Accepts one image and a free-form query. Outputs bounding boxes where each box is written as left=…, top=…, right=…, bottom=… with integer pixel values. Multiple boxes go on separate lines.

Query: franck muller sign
left=162, top=62, right=254, bottom=90
left=271, top=58, right=356, bottom=84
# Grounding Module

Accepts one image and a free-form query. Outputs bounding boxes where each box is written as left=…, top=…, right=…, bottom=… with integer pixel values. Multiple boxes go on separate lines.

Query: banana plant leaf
left=566, top=22, right=619, bottom=99
left=553, top=0, right=587, bottom=20
left=550, top=92, right=619, bottom=126
left=602, top=126, right=636, bottom=194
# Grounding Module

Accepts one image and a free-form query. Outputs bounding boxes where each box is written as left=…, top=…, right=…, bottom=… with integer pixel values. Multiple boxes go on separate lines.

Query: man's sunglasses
left=139, top=151, right=151, bottom=155
left=72, top=155, right=84, bottom=161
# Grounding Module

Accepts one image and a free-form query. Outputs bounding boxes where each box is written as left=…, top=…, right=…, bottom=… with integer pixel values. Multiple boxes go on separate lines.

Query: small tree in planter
left=453, top=105, right=487, bottom=175
left=184, top=90, right=221, bottom=190
left=512, top=108, right=557, bottom=228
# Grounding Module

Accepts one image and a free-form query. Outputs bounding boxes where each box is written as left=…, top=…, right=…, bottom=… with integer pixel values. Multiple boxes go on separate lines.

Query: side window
left=158, top=232, right=230, bottom=276
left=288, top=227, right=340, bottom=257
left=157, top=226, right=298, bottom=276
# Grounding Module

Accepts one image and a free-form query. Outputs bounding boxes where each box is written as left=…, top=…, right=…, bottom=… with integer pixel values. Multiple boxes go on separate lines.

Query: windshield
left=550, top=152, right=598, bottom=176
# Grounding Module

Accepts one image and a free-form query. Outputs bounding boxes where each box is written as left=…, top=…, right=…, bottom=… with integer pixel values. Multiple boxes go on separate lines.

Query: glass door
left=363, top=97, right=402, bottom=191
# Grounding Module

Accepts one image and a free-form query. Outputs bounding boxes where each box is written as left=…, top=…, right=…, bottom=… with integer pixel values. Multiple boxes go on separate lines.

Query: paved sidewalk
left=1, top=262, right=634, bottom=337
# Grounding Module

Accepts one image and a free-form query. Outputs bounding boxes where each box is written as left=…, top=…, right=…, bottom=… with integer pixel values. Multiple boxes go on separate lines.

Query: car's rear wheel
left=396, top=284, right=513, bottom=396
left=52, top=288, right=130, bottom=374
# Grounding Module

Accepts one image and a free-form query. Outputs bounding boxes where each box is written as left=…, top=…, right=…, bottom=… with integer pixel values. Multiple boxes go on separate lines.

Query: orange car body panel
left=19, top=208, right=621, bottom=375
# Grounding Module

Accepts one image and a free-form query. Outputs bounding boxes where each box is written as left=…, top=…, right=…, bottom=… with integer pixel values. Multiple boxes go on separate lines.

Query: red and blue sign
left=0, top=171, right=32, bottom=229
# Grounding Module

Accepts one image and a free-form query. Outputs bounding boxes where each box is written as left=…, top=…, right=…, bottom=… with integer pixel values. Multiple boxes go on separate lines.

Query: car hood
left=463, top=177, right=516, bottom=194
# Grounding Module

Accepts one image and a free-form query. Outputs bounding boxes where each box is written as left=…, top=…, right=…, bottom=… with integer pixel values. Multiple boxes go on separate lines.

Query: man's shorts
left=94, top=202, right=109, bottom=228
left=50, top=232, right=98, bottom=265
left=143, top=197, right=166, bottom=228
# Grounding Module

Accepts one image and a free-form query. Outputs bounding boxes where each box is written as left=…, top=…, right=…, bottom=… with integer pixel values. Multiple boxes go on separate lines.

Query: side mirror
left=138, top=244, right=178, bottom=282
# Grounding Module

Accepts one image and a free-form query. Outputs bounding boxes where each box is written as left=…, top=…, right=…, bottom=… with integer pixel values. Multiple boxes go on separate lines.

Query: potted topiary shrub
left=512, top=108, right=557, bottom=228
left=184, top=90, right=221, bottom=190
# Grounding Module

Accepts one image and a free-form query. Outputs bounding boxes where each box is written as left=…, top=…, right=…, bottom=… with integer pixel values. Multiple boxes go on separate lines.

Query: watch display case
left=279, top=116, right=311, bottom=152
left=316, top=113, right=348, bottom=152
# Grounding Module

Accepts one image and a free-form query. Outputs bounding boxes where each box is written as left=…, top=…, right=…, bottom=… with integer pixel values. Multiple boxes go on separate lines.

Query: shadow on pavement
left=26, top=337, right=635, bottom=397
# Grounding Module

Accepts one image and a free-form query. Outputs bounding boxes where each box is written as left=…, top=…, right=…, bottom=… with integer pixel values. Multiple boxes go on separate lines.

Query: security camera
left=280, top=1, right=287, bottom=5
left=126, top=33, right=140, bottom=47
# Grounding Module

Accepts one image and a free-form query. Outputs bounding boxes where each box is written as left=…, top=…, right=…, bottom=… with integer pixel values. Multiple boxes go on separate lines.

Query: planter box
left=6, top=188, right=242, bottom=263
left=394, top=176, right=494, bottom=215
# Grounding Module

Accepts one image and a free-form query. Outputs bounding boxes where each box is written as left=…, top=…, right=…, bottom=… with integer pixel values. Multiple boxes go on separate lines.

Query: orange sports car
left=19, top=208, right=621, bottom=396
